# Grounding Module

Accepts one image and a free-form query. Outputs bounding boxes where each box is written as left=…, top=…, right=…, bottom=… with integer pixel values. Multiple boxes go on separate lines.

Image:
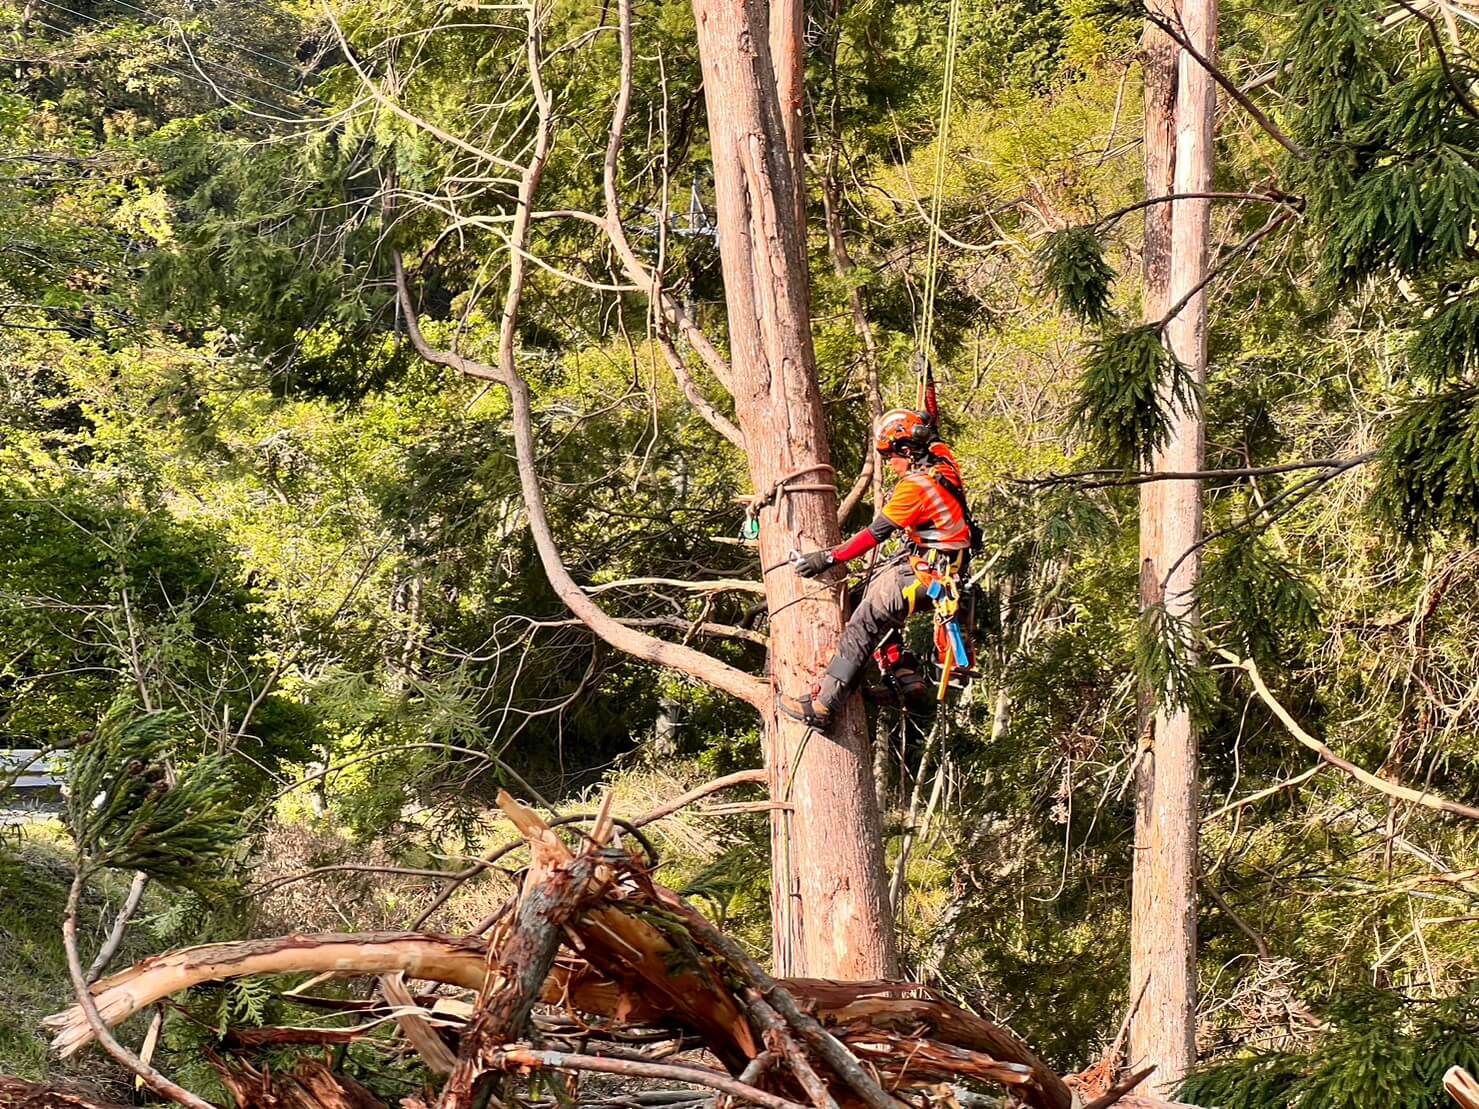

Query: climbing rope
left=918, top=0, right=965, bottom=366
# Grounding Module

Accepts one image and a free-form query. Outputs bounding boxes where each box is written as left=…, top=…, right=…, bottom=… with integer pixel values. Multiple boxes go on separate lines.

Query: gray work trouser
left=817, top=560, right=933, bottom=710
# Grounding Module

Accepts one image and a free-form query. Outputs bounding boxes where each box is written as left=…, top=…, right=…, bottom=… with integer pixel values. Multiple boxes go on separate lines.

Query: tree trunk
left=689, top=0, right=896, bottom=979
left=1130, top=0, right=1214, bottom=1089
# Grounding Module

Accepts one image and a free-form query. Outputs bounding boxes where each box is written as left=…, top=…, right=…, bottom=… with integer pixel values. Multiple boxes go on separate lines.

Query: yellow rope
left=919, top=0, right=964, bottom=367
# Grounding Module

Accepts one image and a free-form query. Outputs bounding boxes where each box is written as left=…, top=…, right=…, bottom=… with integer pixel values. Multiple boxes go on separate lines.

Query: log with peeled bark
left=210, top=1055, right=386, bottom=1109
left=1449, top=1066, right=1479, bottom=1109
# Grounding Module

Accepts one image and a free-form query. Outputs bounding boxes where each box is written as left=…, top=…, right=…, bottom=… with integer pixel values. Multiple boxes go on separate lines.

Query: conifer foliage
left=65, top=701, right=243, bottom=893
left=1283, top=0, right=1479, bottom=538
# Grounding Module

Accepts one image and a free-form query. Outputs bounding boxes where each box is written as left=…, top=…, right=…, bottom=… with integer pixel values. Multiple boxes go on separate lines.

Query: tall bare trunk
left=690, top=0, right=896, bottom=979
left=1130, top=0, right=1214, bottom=1088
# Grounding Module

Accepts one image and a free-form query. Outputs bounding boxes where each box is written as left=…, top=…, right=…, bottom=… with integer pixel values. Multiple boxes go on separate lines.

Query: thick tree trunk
left=1130, top=0, right=1214, bottom=1090
left=689, top=0, right=896, bottom=979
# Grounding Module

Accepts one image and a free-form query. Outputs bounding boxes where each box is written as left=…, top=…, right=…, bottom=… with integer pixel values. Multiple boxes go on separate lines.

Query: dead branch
left=49, top=791, right=1085, bottom=1109
left=1140, top=8, right=1308, bottom=159
left=1222, top=652, right=1479, bottom=821
left=380, top=971, right=459, bottom=1075
left=1083, top=1067, right=1157, bottom=1109
left=490, top=1047, right=808, bottom=1109
left=212, top=1054, right=386, bottom=1109
left=45, top=932, right=492, bottom=1057
left=1202, top=764, right=1323, bottom=823
left=632, top=768, right=768, bottom=827
left=61, top=872, right=217, bottom=1109
left=387, top=2, right=765, bottom=714
left=86, top=870, right=147, bottom=983
left=587, top=577, right=767, bottom=597
left=739, top=988, right=838, bottom=1109
left=394, top=270, right=767, bottom=712
left=605, top=0, right=739, bottom=444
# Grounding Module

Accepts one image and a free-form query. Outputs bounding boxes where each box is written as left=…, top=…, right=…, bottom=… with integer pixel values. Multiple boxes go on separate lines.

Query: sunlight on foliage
left=1036, top=226, right=1115, bottom=325
left=66, top=701, right=244, bottom=892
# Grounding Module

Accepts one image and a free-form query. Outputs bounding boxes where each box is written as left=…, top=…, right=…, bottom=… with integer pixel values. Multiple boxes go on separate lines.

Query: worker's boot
left=775, top=690, right=837, bottom=734
left=867, top=645, right=933, bottom=709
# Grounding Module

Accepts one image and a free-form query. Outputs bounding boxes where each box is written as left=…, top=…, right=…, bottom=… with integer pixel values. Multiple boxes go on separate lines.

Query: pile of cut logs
left=20, top=793, right=1215, bottom=1109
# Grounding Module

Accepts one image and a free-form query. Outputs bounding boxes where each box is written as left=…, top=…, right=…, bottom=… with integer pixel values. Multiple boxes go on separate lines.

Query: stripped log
left=1448, top=1066, right=1479, bottom=1109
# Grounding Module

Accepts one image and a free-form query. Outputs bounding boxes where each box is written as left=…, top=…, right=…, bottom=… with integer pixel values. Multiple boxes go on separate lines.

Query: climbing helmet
left=874, top=408, right=934, bottom=456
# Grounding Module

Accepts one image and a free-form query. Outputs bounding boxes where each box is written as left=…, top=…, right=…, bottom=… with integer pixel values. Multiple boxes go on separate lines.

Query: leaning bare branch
left=1220, top=652, right=1479, bottom=821
left=61, top=873, right=218, bottom=1108
left=1140, top=8, right=1309, bottom=159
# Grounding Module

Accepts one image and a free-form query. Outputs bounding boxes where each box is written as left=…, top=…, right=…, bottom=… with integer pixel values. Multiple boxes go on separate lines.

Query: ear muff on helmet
left=875, top=409, right=936, bottom=456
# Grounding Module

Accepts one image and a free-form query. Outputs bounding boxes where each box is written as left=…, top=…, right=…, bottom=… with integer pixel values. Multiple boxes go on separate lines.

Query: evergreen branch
left=1142, top=7, right=1310, bottom=159
left=1390, top=0, right=1479, bottom=120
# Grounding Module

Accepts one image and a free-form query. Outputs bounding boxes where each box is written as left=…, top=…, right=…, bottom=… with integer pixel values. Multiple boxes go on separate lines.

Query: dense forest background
left=5, top=0, right=1479, bottom=1103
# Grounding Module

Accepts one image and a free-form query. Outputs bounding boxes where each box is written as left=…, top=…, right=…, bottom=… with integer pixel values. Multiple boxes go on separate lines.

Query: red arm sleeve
left=831, top=513, right=900, bottom=561
left=831, top=527, right=880, bottom=562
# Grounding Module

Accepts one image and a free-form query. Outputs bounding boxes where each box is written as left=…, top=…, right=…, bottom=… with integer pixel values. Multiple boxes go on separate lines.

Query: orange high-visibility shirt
left=880, top=447, right=971, bottom=551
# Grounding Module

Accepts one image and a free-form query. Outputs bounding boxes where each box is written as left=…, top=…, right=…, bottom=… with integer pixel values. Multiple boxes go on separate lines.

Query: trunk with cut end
left=1131, top=0, right=1214, bottom=1089
left=689, top=0, right=896, bottom=979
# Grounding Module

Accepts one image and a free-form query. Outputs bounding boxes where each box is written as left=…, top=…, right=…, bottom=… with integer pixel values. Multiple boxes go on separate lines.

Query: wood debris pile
left=30, top=793, right=1163, bottom=1109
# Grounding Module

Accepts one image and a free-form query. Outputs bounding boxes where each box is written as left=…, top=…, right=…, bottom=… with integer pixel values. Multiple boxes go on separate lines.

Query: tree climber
left=777, top=407, right=977, bottom=734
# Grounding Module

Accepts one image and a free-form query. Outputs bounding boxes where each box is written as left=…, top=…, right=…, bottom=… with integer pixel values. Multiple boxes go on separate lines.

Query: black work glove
left=793, top=550, right=837, bottom=578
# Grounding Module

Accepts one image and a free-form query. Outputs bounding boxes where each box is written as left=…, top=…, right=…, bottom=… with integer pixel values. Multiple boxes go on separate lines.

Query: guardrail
left=2, top=748, right=65, bottom=825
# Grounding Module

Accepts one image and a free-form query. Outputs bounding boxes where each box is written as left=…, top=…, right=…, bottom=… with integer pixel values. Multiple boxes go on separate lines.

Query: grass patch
left=0, top=823, right=156, bottom=1088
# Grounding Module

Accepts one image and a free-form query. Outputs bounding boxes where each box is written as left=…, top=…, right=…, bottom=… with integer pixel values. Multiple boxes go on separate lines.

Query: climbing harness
left=905, top=547, right=975, bottom=701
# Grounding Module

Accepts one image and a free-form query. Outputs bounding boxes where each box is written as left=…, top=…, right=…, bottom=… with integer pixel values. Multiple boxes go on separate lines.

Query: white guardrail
left=1, top=748, right=65, bottom=825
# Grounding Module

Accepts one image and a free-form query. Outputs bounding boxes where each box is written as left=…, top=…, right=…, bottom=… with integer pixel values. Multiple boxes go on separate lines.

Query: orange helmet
left=875, top=408, right=935, bottom=456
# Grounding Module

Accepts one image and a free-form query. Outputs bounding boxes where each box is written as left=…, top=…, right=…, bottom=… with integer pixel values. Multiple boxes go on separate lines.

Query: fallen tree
left=40, top=793, right=1167, bottom=1109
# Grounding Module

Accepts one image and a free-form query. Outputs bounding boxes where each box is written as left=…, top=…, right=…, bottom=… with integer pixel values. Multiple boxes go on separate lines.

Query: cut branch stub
left=440, top=852, right=604, bottom=1107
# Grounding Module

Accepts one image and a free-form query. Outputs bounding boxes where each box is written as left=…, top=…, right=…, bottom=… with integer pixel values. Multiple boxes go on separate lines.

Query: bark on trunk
left=689, top=0, right=895, bottom=979
left=1130, top=0, right=1214, bottom=1090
